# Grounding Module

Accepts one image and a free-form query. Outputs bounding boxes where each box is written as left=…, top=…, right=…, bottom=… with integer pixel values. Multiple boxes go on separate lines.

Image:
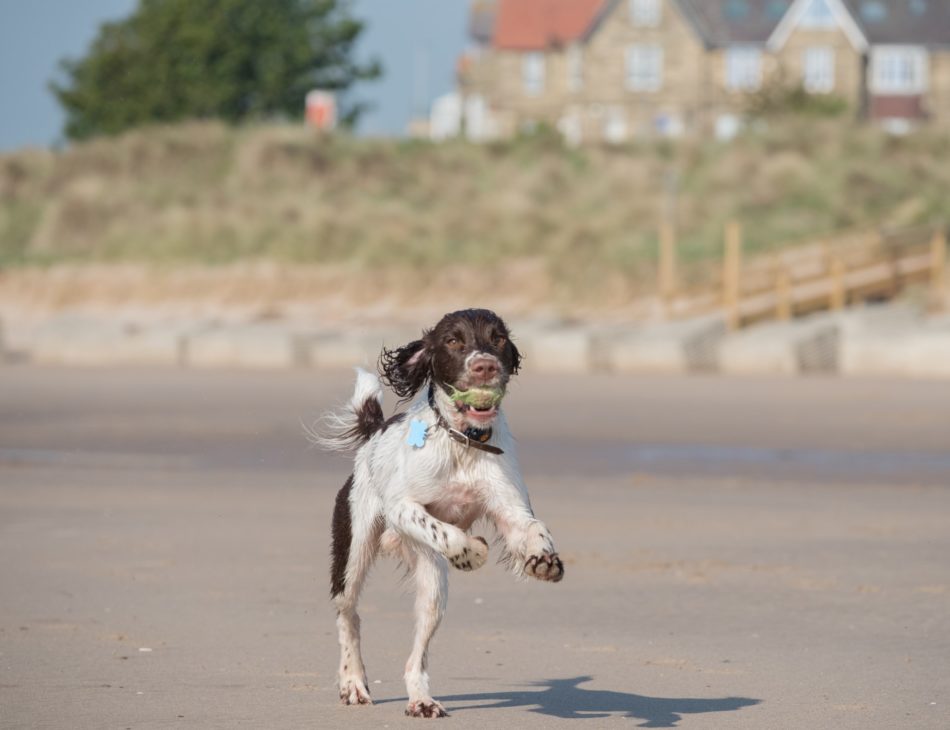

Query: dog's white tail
left=308, top=368, right=385, bottom=452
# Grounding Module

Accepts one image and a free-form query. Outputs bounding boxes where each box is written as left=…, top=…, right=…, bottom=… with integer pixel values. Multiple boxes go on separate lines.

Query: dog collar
left=427, top=385, right=504, bottom=455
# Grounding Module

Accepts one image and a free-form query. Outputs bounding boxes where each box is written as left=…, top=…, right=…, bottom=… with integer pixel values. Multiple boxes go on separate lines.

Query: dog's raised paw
left=448, top=536, right=488, bottom=572
left=406, top=699, right=448, bottom=718
left=339, top=678, right=372, bottom=706
left=525, top=552, right=564, bottom=582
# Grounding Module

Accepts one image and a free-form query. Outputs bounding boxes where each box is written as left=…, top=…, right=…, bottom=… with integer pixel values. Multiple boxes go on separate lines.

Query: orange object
left=306, top=90, right=337, bottom=130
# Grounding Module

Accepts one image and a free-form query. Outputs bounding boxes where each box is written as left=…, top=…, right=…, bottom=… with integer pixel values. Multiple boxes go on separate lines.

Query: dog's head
left=379, top=309, right=522, bottom=427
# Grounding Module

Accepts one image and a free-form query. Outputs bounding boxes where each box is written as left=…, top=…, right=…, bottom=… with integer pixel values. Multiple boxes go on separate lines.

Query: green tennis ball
left=444, top=384, right=505, bottom=409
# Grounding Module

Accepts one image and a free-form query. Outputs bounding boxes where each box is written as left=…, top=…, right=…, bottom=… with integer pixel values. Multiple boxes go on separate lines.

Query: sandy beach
left=1, top=367, right=948, bottom=729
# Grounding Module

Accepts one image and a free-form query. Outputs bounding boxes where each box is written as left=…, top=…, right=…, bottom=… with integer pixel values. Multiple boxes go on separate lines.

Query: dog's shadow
left=383, top=675, right=760, bottom=727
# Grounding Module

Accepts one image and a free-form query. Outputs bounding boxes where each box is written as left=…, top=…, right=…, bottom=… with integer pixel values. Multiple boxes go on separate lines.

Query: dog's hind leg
left=404, top=548, right=449, bottom=718
left=330, top=476, right=382, bottom=706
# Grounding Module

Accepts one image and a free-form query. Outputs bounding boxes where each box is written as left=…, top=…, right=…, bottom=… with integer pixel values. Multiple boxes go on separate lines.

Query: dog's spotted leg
left=393, top=501, right=488, bottom=572
left=446, top=536, right=488, bottom=572
left=331, top=482, right=383, bottom=706
left=489, top=502, right=565, bottom=583
left=404, top=550, right=449, bottom=718
left=336, top=609, right=372, bottom=706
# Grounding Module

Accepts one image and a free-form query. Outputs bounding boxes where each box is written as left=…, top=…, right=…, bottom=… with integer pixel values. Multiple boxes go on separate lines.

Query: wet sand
left=1, top=366, right=948, bottom=728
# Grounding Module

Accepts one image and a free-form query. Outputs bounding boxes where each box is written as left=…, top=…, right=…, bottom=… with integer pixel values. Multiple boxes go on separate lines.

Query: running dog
left=318, top=308, right=563, bottom=718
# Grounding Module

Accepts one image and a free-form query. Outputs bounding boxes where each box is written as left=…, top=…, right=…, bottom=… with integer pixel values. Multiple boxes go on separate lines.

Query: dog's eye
left=492, top=335, right=506, bottom=348
left=446, top=337, right=462, bottom=348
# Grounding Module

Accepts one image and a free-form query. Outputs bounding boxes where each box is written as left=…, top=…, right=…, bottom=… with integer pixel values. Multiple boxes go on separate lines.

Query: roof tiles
left=841, top=0, right=950, bottom=46
left=480, top=0, right=950, bottom=51
left=492, top=0, right=605, bottom=50
left=675, top=0, right=794, bottom=46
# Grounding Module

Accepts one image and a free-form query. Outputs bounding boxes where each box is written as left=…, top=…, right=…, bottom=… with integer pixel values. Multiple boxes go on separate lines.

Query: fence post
left=775, top=267, right=792, bottom=321
left=723, top=221, right=742, bottom=330
left=931, top=229, right=947, bottom=307
left=659, top=223, right=677, bottom=317
left=830, top=257, right=846, bottom=311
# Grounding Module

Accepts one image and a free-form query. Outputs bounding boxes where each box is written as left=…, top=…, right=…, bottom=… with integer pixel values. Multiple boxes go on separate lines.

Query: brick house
left=771, top=0, right=950, bottom=129
left=456, top=0, right=950, bottom=141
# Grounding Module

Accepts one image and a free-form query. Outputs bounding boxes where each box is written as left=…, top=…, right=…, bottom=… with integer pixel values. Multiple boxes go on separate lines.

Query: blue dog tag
left=407, top=419, right=429, bottom=448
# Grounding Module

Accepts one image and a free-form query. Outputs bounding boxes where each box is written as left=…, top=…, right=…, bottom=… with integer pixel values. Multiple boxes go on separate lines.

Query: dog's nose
left=469, top=357, right=499, bottom=381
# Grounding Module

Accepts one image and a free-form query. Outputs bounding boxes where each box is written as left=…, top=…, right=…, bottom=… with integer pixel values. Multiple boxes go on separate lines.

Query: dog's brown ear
left=379, top=339, right=431, bottom=401
left=505, top=337, right=523, bottom=375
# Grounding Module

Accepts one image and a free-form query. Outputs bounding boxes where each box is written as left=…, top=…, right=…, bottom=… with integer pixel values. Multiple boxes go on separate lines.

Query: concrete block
left=719, top=318, right=839, bottom=375
left=832, top=302, right=921, bottom=337
left=0, top=315, right=31, bottom=364
left=307, top=333, right=380, bottom=370
left=603, top=316, right=726, bottom=374
left=841, top=330, right=950, bottom=378
left=184, top=323, right=301, bottom=370
left=827, top=302, right=950, bottom=378
left=516, top=327, right=592, bottom=374
left=0, top=317, right=34, bottom=358
left=25, top=316, right=185, bottom=366
left=306, top=328, right=418, bottom=370
left=607, top=331, right=687, bottom=374
left=795, top=322, right=840, bottom=374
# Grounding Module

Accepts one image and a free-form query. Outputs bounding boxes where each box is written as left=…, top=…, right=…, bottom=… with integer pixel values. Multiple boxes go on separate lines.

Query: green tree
left=50, top=0, right=381, bottom=140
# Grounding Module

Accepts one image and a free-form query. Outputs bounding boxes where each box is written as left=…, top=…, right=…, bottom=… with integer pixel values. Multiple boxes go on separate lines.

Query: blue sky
left=0, top=0, right=470, bottom=151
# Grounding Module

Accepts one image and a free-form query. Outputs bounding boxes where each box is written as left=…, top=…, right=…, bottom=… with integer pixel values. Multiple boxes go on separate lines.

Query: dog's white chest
left=425, top=481, right=484, bottom=528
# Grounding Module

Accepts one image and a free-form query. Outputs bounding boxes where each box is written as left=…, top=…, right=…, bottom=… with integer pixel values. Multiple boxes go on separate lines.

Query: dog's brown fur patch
left=330, top=476, right=354, bottom=598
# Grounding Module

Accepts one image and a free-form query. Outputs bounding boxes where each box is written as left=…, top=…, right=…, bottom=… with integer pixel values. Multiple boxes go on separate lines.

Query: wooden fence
left=659, top=223, right=948, bottom=329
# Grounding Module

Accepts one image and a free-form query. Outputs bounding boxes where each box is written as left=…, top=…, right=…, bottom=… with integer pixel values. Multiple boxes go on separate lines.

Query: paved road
left=1, top=366, right=948, bottom=729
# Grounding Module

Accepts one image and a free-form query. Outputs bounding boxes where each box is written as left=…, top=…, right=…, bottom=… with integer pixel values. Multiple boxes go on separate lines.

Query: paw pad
left=525, top=552, right=564, bottom=582
left=339, top=679, right=372, bottom=706
left=406, top=699, right=448, bottom=718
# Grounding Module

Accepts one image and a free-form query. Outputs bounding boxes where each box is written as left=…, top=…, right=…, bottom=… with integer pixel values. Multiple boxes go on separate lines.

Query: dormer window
left=630, top=0, right=661, bottom=27
left=725, top=0, right=750, bottom=20
left=800, top=0, right=836, bottom=28
left=860, top=1, right=888, bottom=23
left=766, top=0, right=788, bottom=20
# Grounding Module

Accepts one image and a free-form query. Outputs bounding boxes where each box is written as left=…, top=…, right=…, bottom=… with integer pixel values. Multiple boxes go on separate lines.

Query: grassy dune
left=1, top=120, right=948, bottom=305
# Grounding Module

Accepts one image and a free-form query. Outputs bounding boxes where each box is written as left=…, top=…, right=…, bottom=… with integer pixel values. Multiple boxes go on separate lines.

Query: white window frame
left=799, top=0, right=836, bottom=29
left=522, top=52, right=546, bottom=96
left=626, top=44, right=663, bottom=92
left=725, top=47, right=763, bottom=92
left=557, top=110, right=583, bottom=146
left=803, top=46, right=835, bottom=93
left=630, top=0, right=661, bottom=28
left=871, top=46, right=928, bottom=95
left=604, top=107, right=628, bottom=144
left=567, top=45, right=584, bottom=93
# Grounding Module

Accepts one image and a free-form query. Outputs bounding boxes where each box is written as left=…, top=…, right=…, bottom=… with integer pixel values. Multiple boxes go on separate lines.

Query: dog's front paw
left=448, top=536, right=488, bottom=572
left=406, top=699, right=448, bottom=718
left=525, top=552, right=564, bottom=582
left=339, top=677, right=372, bottom=706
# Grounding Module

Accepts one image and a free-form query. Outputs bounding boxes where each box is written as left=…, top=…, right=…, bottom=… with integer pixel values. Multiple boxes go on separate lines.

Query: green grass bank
left=2, top=119, right=948, bottom=302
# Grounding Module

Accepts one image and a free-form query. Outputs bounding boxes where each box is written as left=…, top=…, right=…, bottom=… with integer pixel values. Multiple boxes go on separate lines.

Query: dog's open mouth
left=458, top=402, right=497, bottom=421
left=445, top=385, right=504, bottom=421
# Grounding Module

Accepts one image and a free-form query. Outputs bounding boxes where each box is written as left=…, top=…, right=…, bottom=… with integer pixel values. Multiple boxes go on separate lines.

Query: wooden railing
left=659, top=223, right=948, bottom=329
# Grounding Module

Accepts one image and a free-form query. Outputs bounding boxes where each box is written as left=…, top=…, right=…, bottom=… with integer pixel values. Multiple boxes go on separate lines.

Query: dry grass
left=1, top=119, right=948, bottom=310
left=0, top=260, right=597, bottom=325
